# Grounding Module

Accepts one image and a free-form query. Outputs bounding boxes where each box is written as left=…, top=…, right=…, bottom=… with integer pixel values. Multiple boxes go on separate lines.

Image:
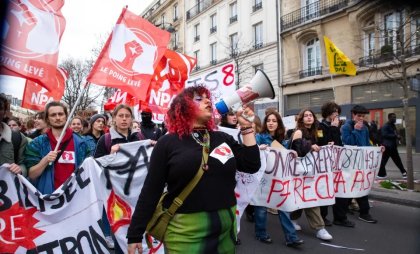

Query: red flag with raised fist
left=87, top=8, right=170, bottom=101
left=21, top=67, right=67, bottom=111
left=145, top=50, right=196, bottom=122
left=1, top=0, right=66, bottom=90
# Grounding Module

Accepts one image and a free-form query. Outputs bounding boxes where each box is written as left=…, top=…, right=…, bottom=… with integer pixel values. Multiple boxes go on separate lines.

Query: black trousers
left=378, top=146, right=406, bottom=177
left=333, top=195, right=371, bottom=221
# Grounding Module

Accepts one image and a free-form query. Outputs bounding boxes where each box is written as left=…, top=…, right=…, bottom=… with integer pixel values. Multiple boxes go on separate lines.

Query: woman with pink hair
left=127, top=85, right=261, bottom=254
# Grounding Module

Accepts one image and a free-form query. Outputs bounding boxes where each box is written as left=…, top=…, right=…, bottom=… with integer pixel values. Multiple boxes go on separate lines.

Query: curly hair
left=261, top=111, right=286, bottom=142
left=165, top=85, right=215, bottom=137
left=321, top=101, right=341, bottom=119
left=296, top=108, right=318, bottom=142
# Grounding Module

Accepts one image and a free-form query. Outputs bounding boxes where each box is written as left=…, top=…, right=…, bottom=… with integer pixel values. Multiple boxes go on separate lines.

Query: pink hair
left=165, top=85, right=216, bottom=137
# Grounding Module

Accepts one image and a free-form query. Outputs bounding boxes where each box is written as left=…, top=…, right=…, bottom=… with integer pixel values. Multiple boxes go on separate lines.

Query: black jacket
left=317, top=119, right=343, bottom=146
left=381, top=121, right=398, bottom=147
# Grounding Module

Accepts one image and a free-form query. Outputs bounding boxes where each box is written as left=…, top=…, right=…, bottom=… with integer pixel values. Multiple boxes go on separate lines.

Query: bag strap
left=166, top=138, right=209, bottom=217
left=11, top=131, right=22, bottom=163
left=287, top=130, right=296, bottom=149
left=104, top=133, right=111, bottom=153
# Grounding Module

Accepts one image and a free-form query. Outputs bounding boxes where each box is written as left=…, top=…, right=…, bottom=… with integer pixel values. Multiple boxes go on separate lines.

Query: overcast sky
left=1, top=0, right=154, bottom=99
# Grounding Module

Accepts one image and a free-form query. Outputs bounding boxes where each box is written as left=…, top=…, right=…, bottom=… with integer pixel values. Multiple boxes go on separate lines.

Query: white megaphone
left=215, top=69, right=275, bottom=116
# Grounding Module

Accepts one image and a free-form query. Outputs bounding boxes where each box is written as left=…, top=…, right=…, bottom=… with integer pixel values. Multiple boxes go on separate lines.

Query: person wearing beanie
left=86, top=114, right=106, bottom=144
left=140, top=107, right=162, bottom=141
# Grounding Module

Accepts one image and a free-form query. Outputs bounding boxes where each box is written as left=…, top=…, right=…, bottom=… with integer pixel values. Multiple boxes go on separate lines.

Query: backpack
left=11, top=131, right=22, bottom=163
left=104, top=131, right=145, bottom=153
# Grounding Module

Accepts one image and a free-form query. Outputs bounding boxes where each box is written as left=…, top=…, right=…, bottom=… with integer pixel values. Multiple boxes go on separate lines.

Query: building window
left=161, top=14, right=165, bottom=26
left=194, top=50, right=200, bottom=70
left=364, top=30, right=375, bottom=56
left=352, top=82, right=417, bottom=104
left=230, top=2, right=238, bottom=23
left=210, top=14, right=217, bottom=34
left=303, top=37, right=321, bottom=72
left=194, top=23, right=200, bottom=42
left=253, top=0, right=262, bottom=12
left=173, top=4, right=178, bottom=21
left=287, top=90, right=334, bottom=110
left=253, top=22, right=263, bottom=49
left=210, top=43, right=217, bottom=65
left=414, top=16, right=420, bottom=49
left=302, top=0, right=319, bottom=20
left=230, top=33, right=238, bottom=56
left=173, top=31, right=179, bottom=49
left=383, top=11, right=403, bottom=52
left=253, top=63, right=264, bottom=73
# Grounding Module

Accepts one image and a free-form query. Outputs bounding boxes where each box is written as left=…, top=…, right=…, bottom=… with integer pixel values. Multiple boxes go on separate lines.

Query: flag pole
left=330, top=74, right=336, bottom=101
left=49, top=82, right=89, bottom=165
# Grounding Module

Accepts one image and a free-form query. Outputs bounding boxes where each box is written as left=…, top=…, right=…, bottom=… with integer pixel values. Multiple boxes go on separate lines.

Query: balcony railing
left=299, top=66, right=323, bottom=79
left=210, top=26, right=217, bottom=34
left=252, top=2, right=262, bottom=12
left=230, top=15, right=238, bottom=24
left=358, top=46, right=420, bottom=67
left=254, top=43, right=263, bottom=49
left=281, top=0, right=349, bottom=31
left=187, top=0, right=216, bottom=21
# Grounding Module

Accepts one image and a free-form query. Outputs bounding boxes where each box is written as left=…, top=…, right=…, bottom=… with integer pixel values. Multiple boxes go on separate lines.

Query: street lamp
left=155, top=22, right=176, bottom=33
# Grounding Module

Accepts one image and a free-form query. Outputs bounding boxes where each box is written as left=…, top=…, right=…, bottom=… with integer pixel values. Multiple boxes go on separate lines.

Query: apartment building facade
left=280, top=0, right=420, bottom=151
left=142, top=0, right=281, bottom=119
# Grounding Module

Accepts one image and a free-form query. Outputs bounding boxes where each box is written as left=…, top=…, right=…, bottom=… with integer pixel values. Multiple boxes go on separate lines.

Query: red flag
left=87, top=8, right=170, bottom=101
left=107, top=89, right=138, bottom=107
left=21, top=67, right=67, bottom=111
left=145, top=50, right=196, bottom=121
left=1, top=0, right=66, bottom=90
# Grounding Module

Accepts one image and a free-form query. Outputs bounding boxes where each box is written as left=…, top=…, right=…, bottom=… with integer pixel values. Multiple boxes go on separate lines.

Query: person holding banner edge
left=341, top=105, right=382, bottom=224
left=94, top=104, right=145, bottom=252
left=254, top=110, right=304, bottom=247
left=317, top=102, right=356, bottom=228
left=24, top=101, right=95, bottom=194
left=289, top=108, right=333, bottom=241
left=127, top=85, right=260, bottom=254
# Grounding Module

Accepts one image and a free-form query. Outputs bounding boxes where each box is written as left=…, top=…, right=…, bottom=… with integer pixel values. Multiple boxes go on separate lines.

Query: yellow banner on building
left=324, top=36, right=356, bottom=76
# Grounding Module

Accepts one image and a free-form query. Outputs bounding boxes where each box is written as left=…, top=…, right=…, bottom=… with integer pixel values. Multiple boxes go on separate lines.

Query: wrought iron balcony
left=281, top=0, right=350, bottom=31
left=299, top=66, right=322, bottom=79
left=230, top=15, right=238, bottom=24
left=359, top=46, right=420, bottom=67
left=187, top=0, right=214, bottom=21
left=254, top=43, right=263, bottom=49
left=210, top=26, right=217, bottom=34
left=252, top=2, right=262, bottom=12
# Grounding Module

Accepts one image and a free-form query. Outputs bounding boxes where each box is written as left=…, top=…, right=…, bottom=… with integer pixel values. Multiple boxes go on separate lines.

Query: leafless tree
left=358, top=6, right=420, bottom=189
left=89, top=34, right=116, bottom=110
left=60, top=58, right=103, bottom=112
left=222, top=33, right=256, bottom=89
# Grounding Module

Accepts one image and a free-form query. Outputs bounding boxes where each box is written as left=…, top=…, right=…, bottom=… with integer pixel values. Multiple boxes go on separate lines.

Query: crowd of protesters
left=2, top=89, right=406, bottom=253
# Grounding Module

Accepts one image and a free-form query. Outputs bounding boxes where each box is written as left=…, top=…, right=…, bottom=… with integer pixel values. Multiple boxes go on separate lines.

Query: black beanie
left=89, top=114, right=106, bottom=125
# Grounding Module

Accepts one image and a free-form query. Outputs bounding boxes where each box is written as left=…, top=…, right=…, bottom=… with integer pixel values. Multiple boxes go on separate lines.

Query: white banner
left=0, top=140, right=381, bottom=253
left=186, top=62, right=236, bottom=104
left=251, top=145, right=382, bottom=212
left=0, top=164, right=108, bottom=253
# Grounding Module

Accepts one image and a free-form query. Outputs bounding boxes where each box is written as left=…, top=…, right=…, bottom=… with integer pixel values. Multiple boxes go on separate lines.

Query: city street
left=237, top=201, right=420, bottom=254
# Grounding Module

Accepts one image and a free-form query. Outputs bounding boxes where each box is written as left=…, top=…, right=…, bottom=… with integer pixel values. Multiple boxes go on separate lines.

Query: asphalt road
left=237, top=200, right=420, bottom=254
